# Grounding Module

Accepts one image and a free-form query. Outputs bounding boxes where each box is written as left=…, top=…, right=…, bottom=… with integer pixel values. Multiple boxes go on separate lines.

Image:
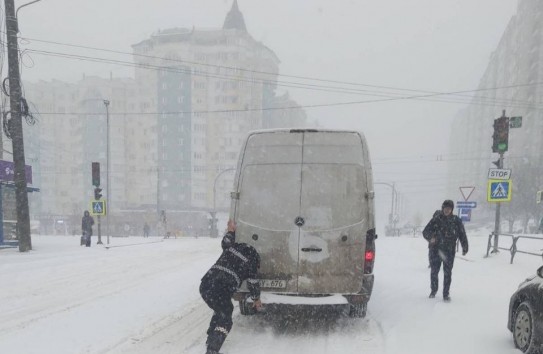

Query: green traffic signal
left=492, top=116, right=509, bottom=153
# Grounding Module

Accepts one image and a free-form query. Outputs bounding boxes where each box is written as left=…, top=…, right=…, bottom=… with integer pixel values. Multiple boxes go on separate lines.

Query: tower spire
left=223, top=0, right=247, bottom=32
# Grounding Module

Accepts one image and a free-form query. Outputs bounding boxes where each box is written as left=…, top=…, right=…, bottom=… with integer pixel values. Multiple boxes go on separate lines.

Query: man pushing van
left=200, top=220, right=262, bottom=354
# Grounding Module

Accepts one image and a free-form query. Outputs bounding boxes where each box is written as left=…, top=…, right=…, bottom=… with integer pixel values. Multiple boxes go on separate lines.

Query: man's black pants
left=429, top=247, right=455, bottom=296
left=200, top=275, right=234, bottom=352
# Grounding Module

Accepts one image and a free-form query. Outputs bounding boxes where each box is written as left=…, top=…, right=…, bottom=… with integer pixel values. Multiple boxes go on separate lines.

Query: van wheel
left=239, top=299, right=257, bottom=316
left=348, top=303, right=367, bottom=318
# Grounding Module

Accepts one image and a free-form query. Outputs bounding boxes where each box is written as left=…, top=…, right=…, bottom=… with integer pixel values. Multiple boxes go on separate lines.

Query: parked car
left=230, top=129, right=376, bottom=318
left=508, top=265, right=543, bottom=353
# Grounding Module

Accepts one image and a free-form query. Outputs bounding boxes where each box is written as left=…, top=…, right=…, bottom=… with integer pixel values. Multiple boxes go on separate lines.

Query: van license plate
left=259, top=279, right=287, bottom=288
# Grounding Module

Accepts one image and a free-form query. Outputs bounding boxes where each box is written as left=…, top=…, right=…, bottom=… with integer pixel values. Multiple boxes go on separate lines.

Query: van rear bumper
left=346, top=273, right=374, bottom=304
left=233, top=273, right=375, bottom=303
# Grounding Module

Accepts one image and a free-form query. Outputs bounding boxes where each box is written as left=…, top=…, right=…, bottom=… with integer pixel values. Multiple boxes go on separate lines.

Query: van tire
left=348, top=303, right=367, bottom=318
left=239, top=299, right=257, bottom=316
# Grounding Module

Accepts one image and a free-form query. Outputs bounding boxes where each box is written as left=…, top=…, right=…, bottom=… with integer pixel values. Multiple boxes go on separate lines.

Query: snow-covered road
left=1, top=233, right=540, bottom=354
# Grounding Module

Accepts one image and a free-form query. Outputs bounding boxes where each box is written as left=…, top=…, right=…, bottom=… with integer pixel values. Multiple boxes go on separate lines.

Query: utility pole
left=103, top=100, right=110, bottom=244
left=4, top=0, right=31, bottom=252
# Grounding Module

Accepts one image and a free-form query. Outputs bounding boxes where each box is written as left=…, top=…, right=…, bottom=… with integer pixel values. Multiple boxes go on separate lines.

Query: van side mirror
left=537, top=266, right=543, bottom=279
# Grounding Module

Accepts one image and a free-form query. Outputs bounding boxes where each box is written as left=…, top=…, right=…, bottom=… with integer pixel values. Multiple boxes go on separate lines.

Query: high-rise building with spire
left=132, top=0, right=306, bottom=211
left=23, top=1, right=307, bottom=233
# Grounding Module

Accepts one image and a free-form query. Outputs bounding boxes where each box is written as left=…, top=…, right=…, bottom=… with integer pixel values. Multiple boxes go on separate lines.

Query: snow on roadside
left=0, top=235, right=220, bottom=354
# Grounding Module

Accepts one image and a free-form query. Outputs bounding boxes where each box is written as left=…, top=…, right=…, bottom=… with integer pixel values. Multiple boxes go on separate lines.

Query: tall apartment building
left=132, top=0, right=305, bottom=211
left=448, top=0, right=543, bottom=219
left=23, top=1, right=306, bottom=232
left=23, top=76, right=157, bottom=232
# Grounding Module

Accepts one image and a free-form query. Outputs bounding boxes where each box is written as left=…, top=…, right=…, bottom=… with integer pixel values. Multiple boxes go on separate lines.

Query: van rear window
left=301, top=164, right=366, bottom=229
left=238, top=164, right=302, bottom=230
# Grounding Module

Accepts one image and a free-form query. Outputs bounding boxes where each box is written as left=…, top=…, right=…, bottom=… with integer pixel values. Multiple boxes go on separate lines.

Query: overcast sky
left=14, top=0, right=519, bottom=228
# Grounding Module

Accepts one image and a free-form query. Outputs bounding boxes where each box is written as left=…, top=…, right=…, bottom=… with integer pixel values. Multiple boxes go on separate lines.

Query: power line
left=17, top=46, right=543, bottom=111
left=22, top=77, right=543, bottom=117
left=16, top=34, right=543, bottom=108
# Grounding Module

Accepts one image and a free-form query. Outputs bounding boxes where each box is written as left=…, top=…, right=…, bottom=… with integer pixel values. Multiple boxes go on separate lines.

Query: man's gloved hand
left=252, top=298, right=263, bottom=311
left=227, top=220, right=237, bottom=233
left=462, top=250, right=468, bottom=256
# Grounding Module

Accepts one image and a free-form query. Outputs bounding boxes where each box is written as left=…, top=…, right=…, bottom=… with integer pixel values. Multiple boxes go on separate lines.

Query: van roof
left=246, top=128, right=367, bottom=138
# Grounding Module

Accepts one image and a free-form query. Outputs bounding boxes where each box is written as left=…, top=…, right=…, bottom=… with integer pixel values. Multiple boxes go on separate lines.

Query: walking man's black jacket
left=423, top=211, right=469, bottom=253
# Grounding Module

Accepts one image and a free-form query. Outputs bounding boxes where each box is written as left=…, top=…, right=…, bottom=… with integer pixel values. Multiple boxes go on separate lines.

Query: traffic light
left=492, top=117, right=509, bottom=153
left=94, top=187, right=102, bottom=200
left=492, top=159, right=501, bottom=168
left=92, top=162, right=100, bottom=187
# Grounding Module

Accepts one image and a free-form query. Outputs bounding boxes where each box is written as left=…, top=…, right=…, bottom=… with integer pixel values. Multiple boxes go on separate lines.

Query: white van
left=230, top=129, right=376, bottom=317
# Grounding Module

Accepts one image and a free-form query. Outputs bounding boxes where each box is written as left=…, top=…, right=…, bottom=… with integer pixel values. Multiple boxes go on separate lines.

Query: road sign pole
left=492, top=153, right=504, bottom=254
left=97, top=215, right=102, bottom=244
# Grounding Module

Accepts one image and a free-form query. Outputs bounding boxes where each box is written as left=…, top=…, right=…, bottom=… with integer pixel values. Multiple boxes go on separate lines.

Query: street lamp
left=375, top=182, right=399, bottom=236
left=103, top=100, right=110, bottom=244
left=211, top=167, right=236, bottom=237
left=213, top=168, right=236, bottom=211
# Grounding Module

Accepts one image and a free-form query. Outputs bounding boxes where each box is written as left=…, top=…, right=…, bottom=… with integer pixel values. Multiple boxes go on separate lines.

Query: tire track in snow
left=0, top=245, right=214, bottom=336
left=107, top=301, right=211, bottom=354
left=186, top=306, right=386, bottom=354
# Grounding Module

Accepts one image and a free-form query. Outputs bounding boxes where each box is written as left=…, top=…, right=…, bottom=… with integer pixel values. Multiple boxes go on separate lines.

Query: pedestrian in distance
left=200, top=220, right=262, bottom=354
left=81, top=210, right=94, bottom=247
left=423, top=200, right=469, bottom=302
left=143, top=222, right=150, bottom=238
left=538, top=217, right=543, bottom=234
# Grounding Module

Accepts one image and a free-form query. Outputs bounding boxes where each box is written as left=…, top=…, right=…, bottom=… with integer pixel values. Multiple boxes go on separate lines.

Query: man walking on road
left=199, top=220, right=262, bottom=354
left=423, top=200, right=469, bottom=301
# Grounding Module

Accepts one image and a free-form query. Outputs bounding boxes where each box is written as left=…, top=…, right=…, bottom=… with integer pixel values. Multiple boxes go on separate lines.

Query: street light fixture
left=103, top=100, right=110, bottom=244
left=211, top=167, right=236, bottom=237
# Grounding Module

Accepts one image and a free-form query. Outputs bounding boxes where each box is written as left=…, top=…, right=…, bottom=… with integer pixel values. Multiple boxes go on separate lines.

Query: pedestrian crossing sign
left=487, top=180, right=512, bottom=202
left=90, top=200, right=107, bottom=216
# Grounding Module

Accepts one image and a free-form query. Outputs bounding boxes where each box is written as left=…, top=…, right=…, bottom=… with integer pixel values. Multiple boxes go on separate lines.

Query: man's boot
left=206, top=328, right=227, bottom=354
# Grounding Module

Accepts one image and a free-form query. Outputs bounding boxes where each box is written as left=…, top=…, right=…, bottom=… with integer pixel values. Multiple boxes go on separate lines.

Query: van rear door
left=297, top=132, right=368, bottom=294
left=235, top=131, right=303, bottom=293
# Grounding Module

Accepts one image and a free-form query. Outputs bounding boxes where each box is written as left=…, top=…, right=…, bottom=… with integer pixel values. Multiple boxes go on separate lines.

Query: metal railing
left=486, top=232, right=543, bottom=264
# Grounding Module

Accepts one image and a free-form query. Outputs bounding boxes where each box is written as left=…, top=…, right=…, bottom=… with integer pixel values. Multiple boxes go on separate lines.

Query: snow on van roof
left=245, top=128, right=367, bottom=138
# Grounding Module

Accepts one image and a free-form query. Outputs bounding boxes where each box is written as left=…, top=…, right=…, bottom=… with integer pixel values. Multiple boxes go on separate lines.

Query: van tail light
left=364, top=250, right=375, bottom=274
left=364, top=229, right=376, bottom=274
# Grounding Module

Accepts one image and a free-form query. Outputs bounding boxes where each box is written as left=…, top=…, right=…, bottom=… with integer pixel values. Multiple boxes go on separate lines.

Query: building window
left=195, top=82, right=206, bottom=89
